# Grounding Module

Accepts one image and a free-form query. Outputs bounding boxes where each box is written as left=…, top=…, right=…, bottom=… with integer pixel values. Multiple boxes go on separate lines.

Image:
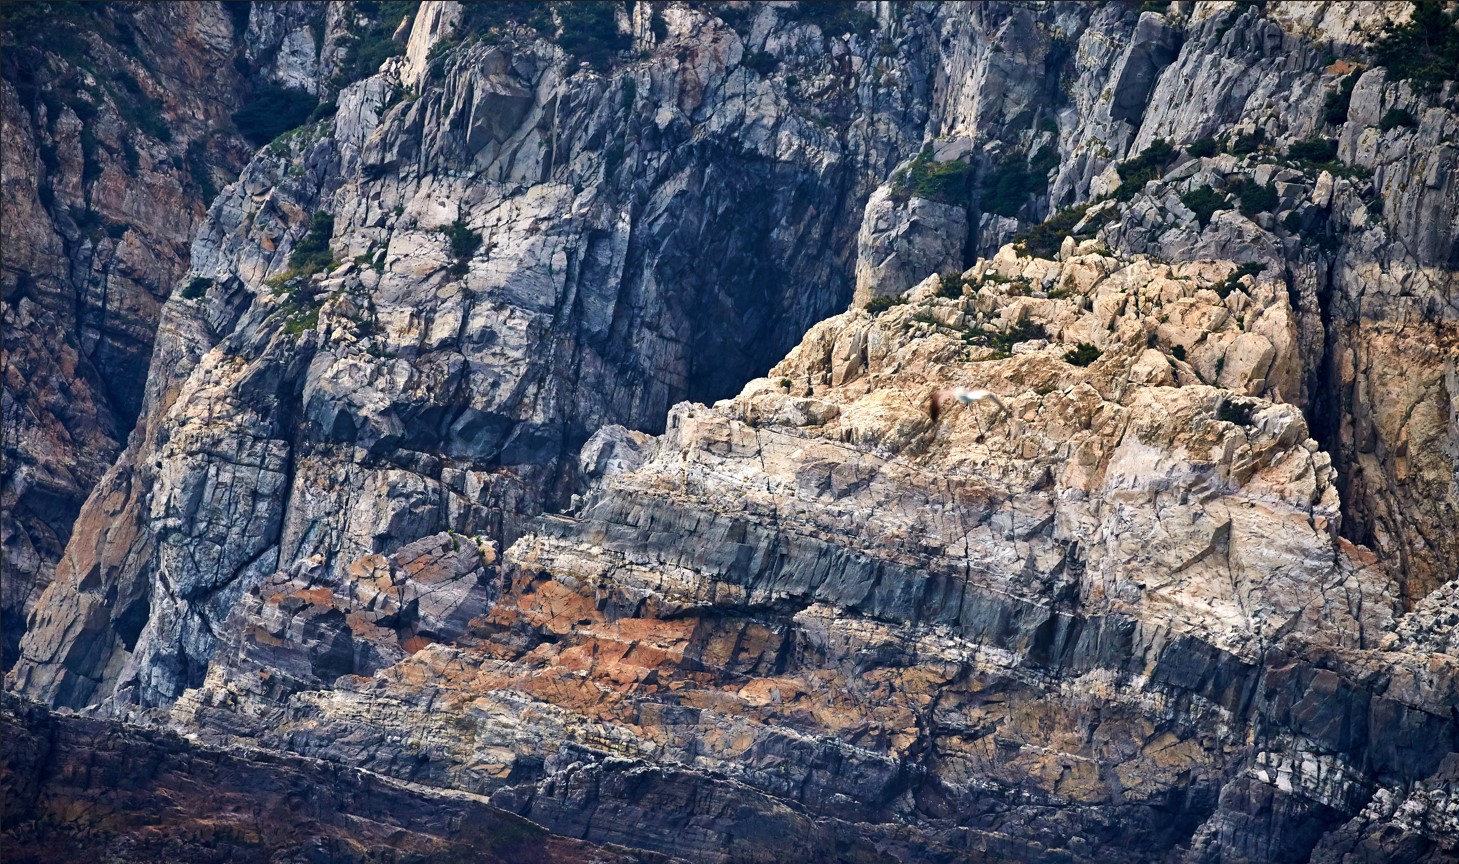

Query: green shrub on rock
left=864, top=295, right=906, bottom=315
left=1180, top=185, right=1226, bottom=228
left=1063, top=343, right=1101, bottom=367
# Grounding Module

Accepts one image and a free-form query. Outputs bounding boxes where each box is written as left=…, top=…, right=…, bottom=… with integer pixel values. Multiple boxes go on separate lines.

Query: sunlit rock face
left=5, top=2, right=1458, bottom=863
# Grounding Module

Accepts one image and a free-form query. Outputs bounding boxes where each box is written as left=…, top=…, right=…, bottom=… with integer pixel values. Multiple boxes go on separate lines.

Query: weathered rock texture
left=0, top=0, right=355, bottom=668
left=170, top=253, right=1457, bottom=862
left=1, top=693, right=657, bottom=863
left=5, top=1, right=1458, bottom=862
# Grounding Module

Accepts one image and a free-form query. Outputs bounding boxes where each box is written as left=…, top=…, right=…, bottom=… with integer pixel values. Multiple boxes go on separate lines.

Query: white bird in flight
left=928, top=387, right=1008, bottom=422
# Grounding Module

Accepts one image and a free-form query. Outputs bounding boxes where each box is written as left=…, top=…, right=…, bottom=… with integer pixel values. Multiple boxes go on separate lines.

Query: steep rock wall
left=0, top=0, right=359, bottom=668
left=4, top=2, right=1457, bottom=861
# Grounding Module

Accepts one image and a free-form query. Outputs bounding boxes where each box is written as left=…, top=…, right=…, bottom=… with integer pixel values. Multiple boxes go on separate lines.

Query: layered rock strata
left=170, top=253, right=1457, bottom=862
left=2, top=692, right=655, bottom=864
left=4, top=2, right=1458, bottom=861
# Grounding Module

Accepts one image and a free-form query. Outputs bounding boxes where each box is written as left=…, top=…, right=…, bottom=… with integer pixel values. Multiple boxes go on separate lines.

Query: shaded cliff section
left=0, top=0, right=415, bottom=670
left=0, top=693, right=661, bottom=864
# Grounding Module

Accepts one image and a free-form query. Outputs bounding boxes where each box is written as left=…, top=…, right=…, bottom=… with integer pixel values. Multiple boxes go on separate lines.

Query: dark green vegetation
left=443, top=219, right=483, bottom=276
left=783, top=1, right=879, bottom=37
left=1286, top=137, right=1338, bottom=164
left=743, top=51, right=778, bottom=75
left=271, top=211, right=336, bottom=282
left=456, top=2, right=626, bottom=72
left=1, top=0, right=183, bottom=235
left=232, top=85, right=319, bottom=147
left=222, top=1, right=251, bottom=39
left=104, top=67, right=171, bottom=143
left=186, top=140, right=218, bottom=203
left=1218, top=398, right=1255, bottom=426
left=1014, top=203, right=1116, bottom=258
left=864, top=295, right=907, bottom=315
left=1113, top=139, right=1177, bottom=201
left=1280, top=135, right=1372, bottom=178
left=1323, top=72, right=1359, bottom=125
left=1180, top=185, right=1226, bottom=228
left=1227, top=127, right=1265, bottom=155
left=267, top=213, right=336, bottom=335
left=889, top=147, right=973, bottom=206
left=461, top=0, right=555, bottom=39
left=1231, top=178, right=1278, bottom=218
left=2, top=3, right=172, bottom=149
left=963, top=319, right=1046, bottom=356
left=1186, top=137, right=1220, bottom=158
left=981, top=147, right=1059, bottom=217
left=1284, top=210, right=1343, bottom=251
left=1063, top=343, right=1101, bottom=367
left=333, top=1, right=419, bottom=86
left=938, top=273, right=967, bottom=299
left=555, top=1, right=632, bottom=72
left=1372, top=0, right=1459, bottom=93
left=181, top=277, right=213, bottom=301
left=1215, top=262, right=1263, bottom=298
left=1380, top=108, right=1417, bottom=131
left=2, top=2, right=98, bottom=65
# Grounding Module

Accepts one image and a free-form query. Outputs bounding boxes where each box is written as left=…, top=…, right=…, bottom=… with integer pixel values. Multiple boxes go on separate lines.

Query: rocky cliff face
left=0, top=0, right=371, bottom=669
left=5, top=1, right=1457, bottom=862
left=166, top=253, right=1457, bottom=863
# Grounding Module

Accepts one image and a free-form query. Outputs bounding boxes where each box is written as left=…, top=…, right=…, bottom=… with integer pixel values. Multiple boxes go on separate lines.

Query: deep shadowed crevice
left=1300, top=257, right=1376, bottom=562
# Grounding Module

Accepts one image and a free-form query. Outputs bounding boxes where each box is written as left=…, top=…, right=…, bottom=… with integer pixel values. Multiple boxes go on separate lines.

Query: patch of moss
left=889, top=146, right=974, bottom=206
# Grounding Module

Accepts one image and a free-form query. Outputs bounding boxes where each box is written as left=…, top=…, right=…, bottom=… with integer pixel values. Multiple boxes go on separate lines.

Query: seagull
left=929, top=387, right=1008, bottom=422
